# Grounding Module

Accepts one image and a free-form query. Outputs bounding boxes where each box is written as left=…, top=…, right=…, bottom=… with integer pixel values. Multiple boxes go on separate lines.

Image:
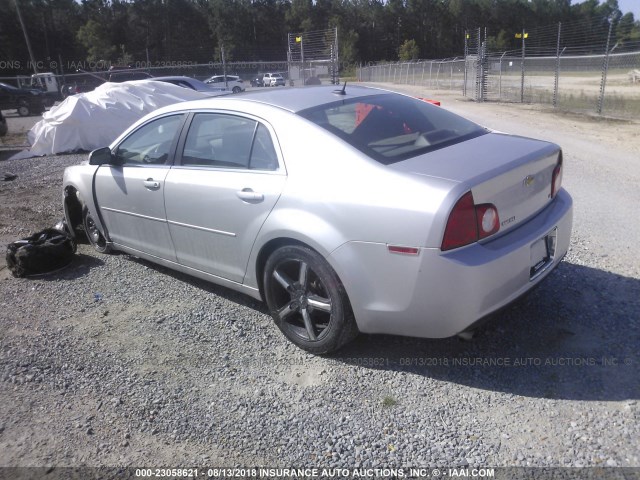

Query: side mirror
left=89, top=147, right=120, bottom=165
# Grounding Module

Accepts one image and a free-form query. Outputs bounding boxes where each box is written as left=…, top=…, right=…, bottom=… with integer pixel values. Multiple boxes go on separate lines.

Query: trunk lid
left=389, top=132, right=561, bottom=236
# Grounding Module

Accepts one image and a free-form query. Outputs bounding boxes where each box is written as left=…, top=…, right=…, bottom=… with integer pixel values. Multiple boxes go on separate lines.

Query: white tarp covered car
left=26, top=80, right=222, bottom=157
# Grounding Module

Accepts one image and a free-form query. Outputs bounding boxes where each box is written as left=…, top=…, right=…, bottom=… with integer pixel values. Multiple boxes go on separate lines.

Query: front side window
left=115, top=115, right=183, bottom=165
left=181, top=113, right=279, bottom=170
left=298, top=94, right=487, bottom=164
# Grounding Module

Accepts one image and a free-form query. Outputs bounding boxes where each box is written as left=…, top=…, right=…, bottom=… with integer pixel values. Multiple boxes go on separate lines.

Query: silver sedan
left=62, top=85, right=573, bottom=353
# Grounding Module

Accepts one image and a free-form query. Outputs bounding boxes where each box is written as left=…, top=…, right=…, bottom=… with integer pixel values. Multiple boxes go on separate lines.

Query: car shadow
left=120, top=254, right=638, bottom=401
left=124, top=255, right=269, bottom=314
left=329, top=261, right=639, bottom=402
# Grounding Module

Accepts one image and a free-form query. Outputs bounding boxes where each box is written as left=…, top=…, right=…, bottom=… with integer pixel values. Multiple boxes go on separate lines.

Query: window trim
left=174, top=110, right=285, bottom=174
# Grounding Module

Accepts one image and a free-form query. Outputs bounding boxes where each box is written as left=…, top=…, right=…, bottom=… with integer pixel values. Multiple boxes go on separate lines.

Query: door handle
left=143, top=179, right=161, bottom=190
left=236, top=188, right=264, bottom=202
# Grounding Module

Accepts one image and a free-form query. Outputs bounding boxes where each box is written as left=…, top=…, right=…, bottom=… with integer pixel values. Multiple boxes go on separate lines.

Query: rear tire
left=264, top=245, right=358, bottom=354
left=83, top=207, right=111, bottom=253
left=17, top=100, right=30, bottom=117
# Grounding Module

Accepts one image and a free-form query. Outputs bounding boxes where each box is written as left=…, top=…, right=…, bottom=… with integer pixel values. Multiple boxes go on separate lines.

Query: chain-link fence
left=357, top=58, right=467, bottom=92
left=358, top=19, right=640, bottom=120
left=480, top=51, right=640, bottom=118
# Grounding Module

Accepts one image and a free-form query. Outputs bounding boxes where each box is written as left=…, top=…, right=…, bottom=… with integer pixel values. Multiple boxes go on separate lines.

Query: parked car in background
left=262, top=73, right=285, bottom=87
left=61, top=73, right=106, bottom=97
left=108, top=71, right=153, bottom=82
left=151, top=76, right=227, bottom=94
left=204, top=75, right=245, bottom=93
left=17, top=72, right=62, bottom=105
left=0, top=110, right=7, bottom=137
left=0, top=82, right=46, bottom=117
left=62, top=85, right=572, bottom=354
left=250, top=76, right=264, bottom=87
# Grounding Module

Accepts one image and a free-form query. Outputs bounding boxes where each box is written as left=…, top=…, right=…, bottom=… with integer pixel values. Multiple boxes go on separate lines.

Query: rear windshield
left=298, top=94, right=487, bottom=164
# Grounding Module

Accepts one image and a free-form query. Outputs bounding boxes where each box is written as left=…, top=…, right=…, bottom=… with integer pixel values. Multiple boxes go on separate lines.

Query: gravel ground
left=0, top=90, right=638, bottom=473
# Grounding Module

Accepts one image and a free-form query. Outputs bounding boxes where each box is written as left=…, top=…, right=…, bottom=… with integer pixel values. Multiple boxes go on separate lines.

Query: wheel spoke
left=307, top=295, right=331, bottom=313
left=273, top=269, right=294, bottom=292
left=298, top=261, right=308, bottom=288
left=277, top=300, right=298, bottom=320
left=301, top=308, right=317, bottom=341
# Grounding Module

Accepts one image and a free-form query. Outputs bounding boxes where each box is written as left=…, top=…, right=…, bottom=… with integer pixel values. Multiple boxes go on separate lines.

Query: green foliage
left=3, top=0, right=640, bottom=74
left=77, top=19, right=117, bottom=63
left=487, top=30, right=510, bottom=51
left=398, top=39, right=419, bottom=61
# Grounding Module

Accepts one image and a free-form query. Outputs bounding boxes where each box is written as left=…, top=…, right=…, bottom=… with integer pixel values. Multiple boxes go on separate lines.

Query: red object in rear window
left=417, top=98, right=441, bottom=106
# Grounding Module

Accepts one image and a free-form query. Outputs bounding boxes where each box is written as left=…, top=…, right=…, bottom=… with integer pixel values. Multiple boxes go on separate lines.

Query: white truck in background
left=17, top=72, right=62, bottom=105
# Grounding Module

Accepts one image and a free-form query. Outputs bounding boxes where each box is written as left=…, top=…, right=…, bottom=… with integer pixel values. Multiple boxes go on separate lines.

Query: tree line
left=1, top=0, right=638, bottom=77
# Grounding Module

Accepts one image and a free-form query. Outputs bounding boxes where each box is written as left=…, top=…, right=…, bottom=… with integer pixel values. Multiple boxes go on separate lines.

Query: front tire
left=17, top=100, right=30, bottom=117
left=264, top=245, right=358, bottom=354
left=83, top=207, right=111, bottom=253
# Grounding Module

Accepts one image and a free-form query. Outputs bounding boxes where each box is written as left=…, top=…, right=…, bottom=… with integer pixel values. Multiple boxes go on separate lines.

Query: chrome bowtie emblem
left=523, top=175, right=535, bottom=187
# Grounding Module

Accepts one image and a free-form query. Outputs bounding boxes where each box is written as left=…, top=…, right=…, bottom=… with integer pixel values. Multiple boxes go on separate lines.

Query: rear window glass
left=297, top=94, right=487, bottom=164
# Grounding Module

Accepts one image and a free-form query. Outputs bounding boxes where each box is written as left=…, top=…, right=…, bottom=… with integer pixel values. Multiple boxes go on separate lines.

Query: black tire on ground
left=17, top=100, right=30, bottom=117
left=232, top=86, right=241, bottom=93
left=5, top=229, right=76, bottom=278
left=83, top=207, right=112, bottom=253
left=263, top=245, right=358, bottom=354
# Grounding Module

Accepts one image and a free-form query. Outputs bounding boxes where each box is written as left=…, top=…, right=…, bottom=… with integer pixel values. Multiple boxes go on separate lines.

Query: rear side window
left=181, top=113, right=279, bottom=170
left=298, top=94, right=487, bottom=164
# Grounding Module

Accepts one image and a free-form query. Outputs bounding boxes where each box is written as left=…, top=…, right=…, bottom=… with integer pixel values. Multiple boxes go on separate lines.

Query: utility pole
left=14, top=0, right=38, bottom=74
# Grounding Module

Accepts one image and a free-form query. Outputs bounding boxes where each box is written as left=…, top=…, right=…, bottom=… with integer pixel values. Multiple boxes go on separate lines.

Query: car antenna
left=333, top=81, right=347, bottom=95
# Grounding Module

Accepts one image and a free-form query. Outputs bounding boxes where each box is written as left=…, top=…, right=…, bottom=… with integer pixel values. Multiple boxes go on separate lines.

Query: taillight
left=441, top=192, right=500, bottom=251
left=441, top=192, right=477, bottom=251
left=551, top=152, right=563, bottom=198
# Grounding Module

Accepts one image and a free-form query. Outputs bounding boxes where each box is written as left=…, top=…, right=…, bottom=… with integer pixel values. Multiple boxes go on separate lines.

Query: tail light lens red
left=441, top=192, right=478, bottom=251
left=441, top=192, right=500, bottom=251
left=551, top=152, right=563, bottom=198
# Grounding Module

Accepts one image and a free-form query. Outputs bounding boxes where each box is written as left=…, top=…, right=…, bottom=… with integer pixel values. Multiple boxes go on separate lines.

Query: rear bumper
left=328, top=189, right=573, bottom=338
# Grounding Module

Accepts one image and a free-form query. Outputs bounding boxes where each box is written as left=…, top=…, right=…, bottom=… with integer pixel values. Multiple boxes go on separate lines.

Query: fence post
left=421, top=61, right=426, bottom=86
left=520, top=29, right=526, bottom=103
left=463, top=31, right=468, bottom=97
left=597, top=17, right=615, bottom=115
left=450, top=62, right=453, bottom=90
left=481, top=28, right=487, bottom=101
left=429, top=62, right=433, bottom=88
left=499, top=51, right=506, bottom=101
left=553, top=22, right=562, bottom=108
left=475, top=28, right=482, bottom=101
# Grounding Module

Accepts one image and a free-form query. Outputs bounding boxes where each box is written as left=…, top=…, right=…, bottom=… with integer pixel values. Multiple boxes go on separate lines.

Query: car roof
left=164, top=85, right=391, bottom=114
